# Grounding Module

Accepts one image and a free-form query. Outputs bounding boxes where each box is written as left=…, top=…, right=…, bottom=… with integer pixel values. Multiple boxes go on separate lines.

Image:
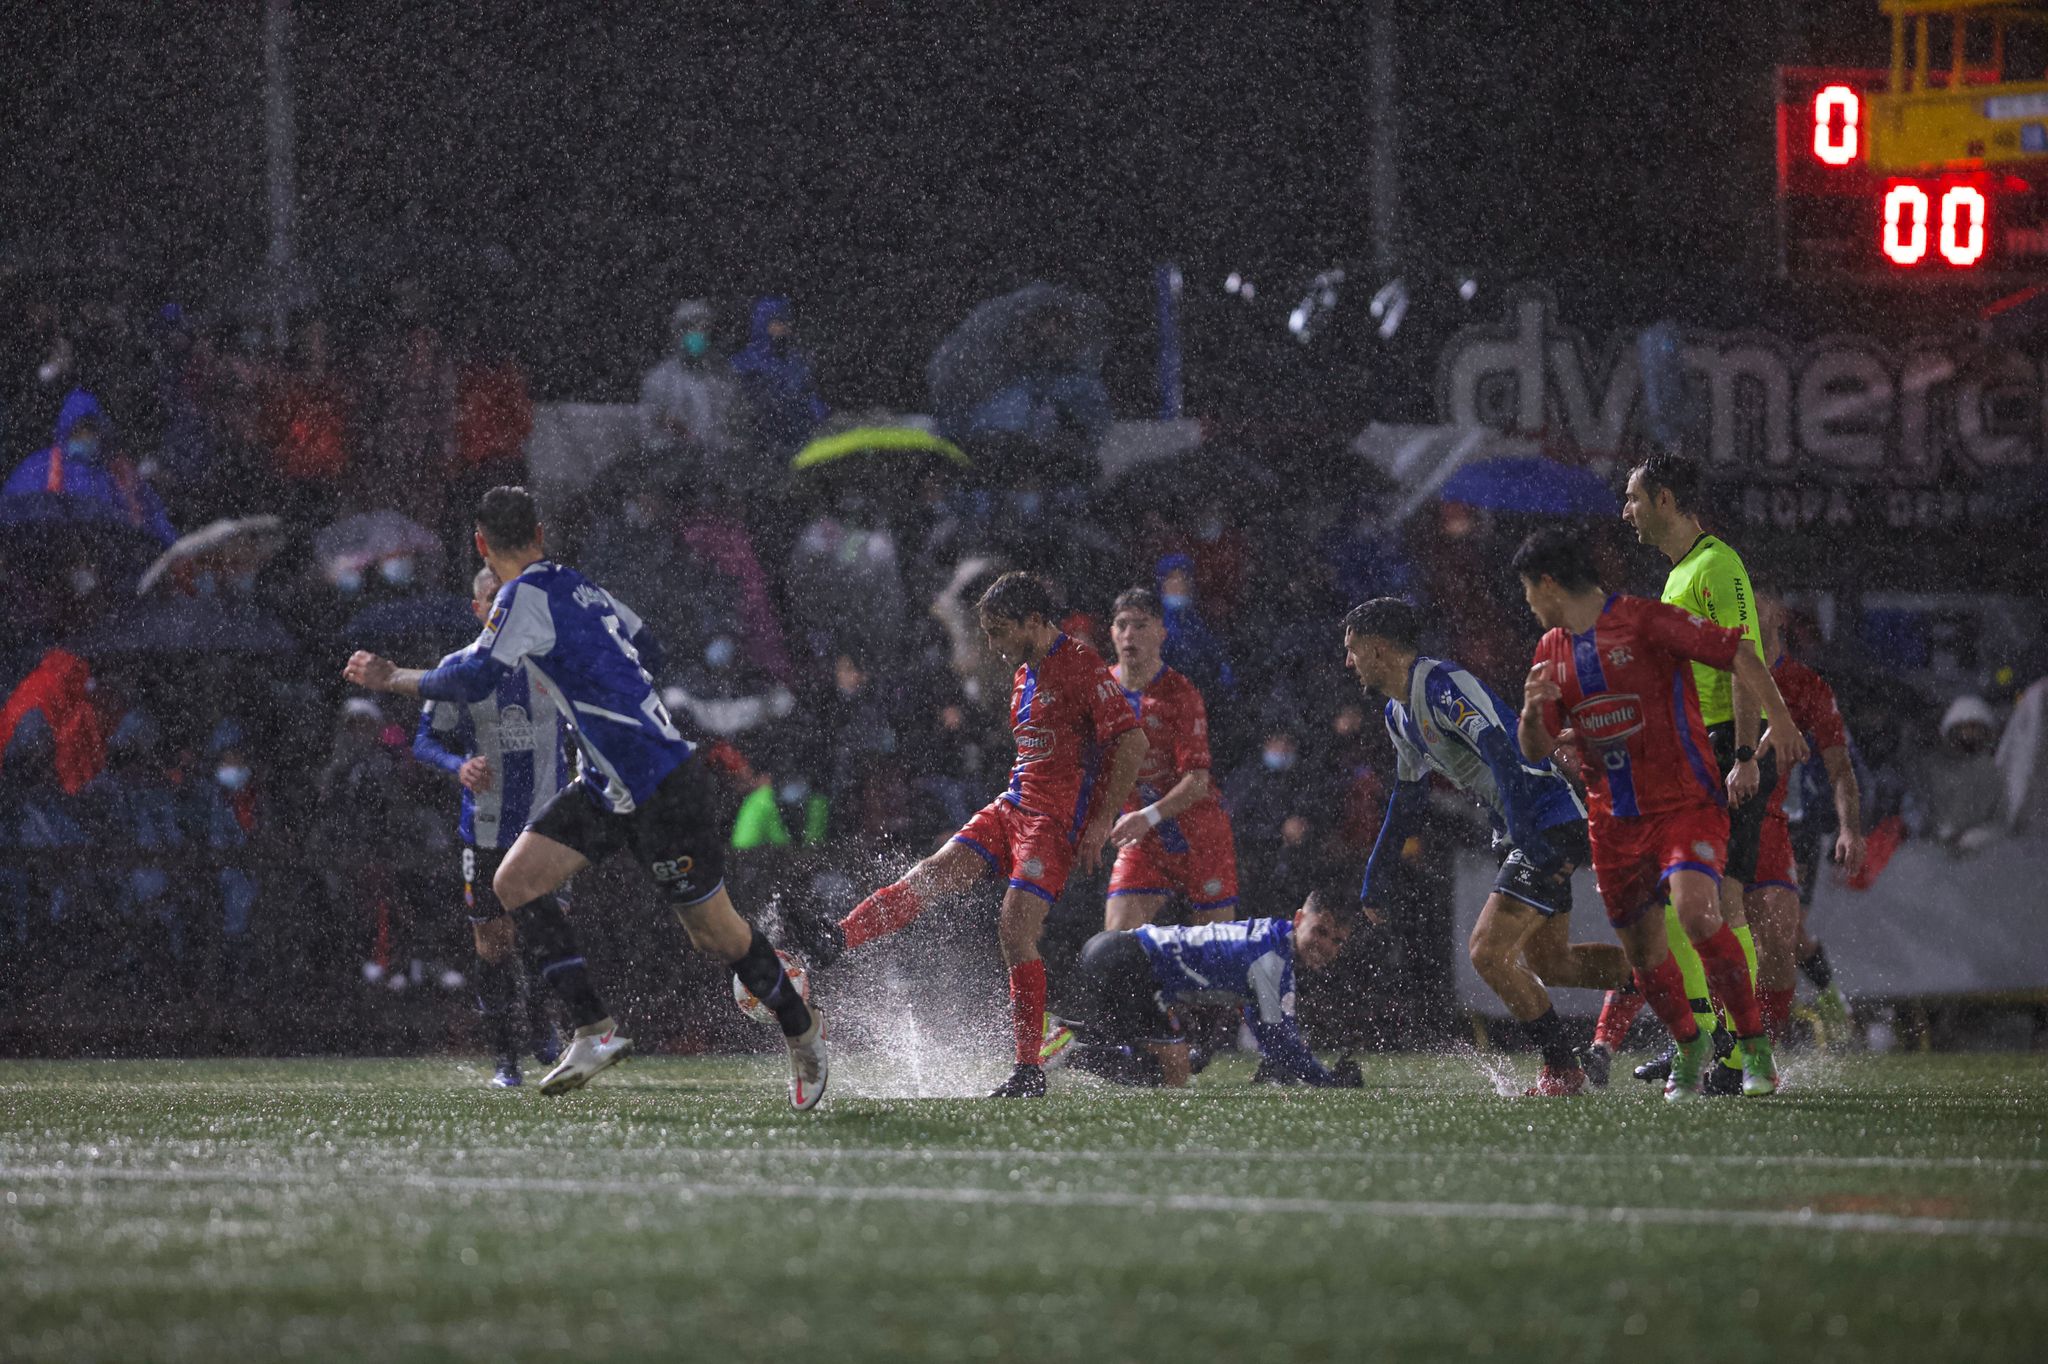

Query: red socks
left=1010, top=959, right=1047, bottom=1067
left=1759, top=987, right=1796, bottom=1043
left=1691, top=925, right=1764, bottom=1039
left=1634, top=954, right=1700, bottom=1043
left=1593, top=984, right=1647, bottom=1052
left=840, top=881, right=925, bottom=952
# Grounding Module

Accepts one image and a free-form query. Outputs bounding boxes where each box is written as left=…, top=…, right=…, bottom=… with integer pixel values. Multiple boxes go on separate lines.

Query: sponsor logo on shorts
left=1021, top=857, right=1045, bottom=878
left=650, top=856, right=696, bottom=883
left=1693, top=841, right=1718, bottom=861
left=1203, top=879, right=1223, bottom=896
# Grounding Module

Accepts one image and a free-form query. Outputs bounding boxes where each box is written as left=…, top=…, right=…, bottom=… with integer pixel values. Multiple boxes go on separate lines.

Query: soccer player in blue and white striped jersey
left=414, top=565, right=573, bottom=1088
left=1343, top=598, right=1629, bottom=1095
left=347, top=486, right=828, bottom=1109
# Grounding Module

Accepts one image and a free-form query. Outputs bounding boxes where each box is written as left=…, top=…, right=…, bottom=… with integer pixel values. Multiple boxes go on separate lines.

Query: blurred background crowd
left=4, top=276, right=2043, bottom=1060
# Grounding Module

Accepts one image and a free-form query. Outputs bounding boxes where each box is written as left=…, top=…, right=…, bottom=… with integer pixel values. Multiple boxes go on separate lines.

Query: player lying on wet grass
left=1046, top=888, right=1364, bottom=1089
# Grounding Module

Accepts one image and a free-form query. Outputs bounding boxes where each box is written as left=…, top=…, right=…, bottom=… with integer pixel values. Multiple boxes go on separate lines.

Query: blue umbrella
left=1438, top=456, right=1618, bottom=517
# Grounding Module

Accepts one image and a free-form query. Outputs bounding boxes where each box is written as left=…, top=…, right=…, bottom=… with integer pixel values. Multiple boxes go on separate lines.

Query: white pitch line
left=3, top=1164, right=2042, bottom=1241
left=19, top=1142, right=2042, bottom=1175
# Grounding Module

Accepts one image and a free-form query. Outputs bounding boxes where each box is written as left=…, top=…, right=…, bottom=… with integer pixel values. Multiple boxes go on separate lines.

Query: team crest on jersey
left=1606, top=646, right=1633, bottom=667
left=1569, top=693, right=1646, bottom=746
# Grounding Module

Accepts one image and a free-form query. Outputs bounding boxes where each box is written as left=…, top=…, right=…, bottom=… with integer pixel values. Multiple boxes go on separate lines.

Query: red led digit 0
left=1883, top=185, right=1930, bottom=265
left=1813, top=85, right=1860, bottom=166
left=1938, top=186, right=1986, bottom=266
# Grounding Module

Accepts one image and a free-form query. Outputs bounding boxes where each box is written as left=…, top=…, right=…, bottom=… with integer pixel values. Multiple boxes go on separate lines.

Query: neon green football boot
left=1741, top=1036, right=1780, bottom=1097
left=1663, top=1032, right=1711, bottom=1103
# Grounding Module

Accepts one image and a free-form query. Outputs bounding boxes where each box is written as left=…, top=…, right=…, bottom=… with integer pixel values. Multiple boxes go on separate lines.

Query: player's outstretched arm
left=1731, top=649, right=1810, bottom=771
left=1358, top=779, right=1424, bottom=922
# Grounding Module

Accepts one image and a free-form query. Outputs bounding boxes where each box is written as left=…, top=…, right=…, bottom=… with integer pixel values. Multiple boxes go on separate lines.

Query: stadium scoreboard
left=1775, top=2, right=2048, bottom=280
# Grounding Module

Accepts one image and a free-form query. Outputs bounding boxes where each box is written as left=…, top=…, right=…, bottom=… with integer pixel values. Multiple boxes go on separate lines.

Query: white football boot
left=787, top=1010, right=829, bottom=1111
left=537, top=1018, right=633, bottom=1095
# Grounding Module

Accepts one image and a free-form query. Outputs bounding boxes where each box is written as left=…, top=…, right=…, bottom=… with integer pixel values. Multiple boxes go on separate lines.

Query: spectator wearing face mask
left=3, top=389, right=176, bottom=545
left=1223, top=722, right=1324, bottom=907
left=1914, top=694, right=2008, bottom=857
left=640, top=299, right=745, bottom=487
left=731, top=296, right=829, bottom=462
left=1154, top=554, right=1236, bottom=701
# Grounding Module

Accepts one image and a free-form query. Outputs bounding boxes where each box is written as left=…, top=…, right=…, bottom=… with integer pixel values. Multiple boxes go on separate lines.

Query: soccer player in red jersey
left=1100, top=587, right=1239, bottom=930
left=1748, top=594, right=1866, bottom=1043
left=1510, top=528, right=1808, bottom=1100
left=833, top=571, right=1149, bottom=1097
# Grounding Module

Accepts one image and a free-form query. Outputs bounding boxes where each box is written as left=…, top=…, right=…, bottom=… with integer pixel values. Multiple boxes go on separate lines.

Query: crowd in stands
left=1, top=278, right=2041, bottom=1055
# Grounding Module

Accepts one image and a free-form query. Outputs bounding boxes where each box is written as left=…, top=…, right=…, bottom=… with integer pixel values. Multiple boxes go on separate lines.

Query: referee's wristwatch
left=1733, top=745, right=1756, bottom=763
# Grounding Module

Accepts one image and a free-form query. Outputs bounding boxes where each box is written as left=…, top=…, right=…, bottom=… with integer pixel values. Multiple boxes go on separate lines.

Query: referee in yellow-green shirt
left=1615, top=451, right=1773, bottom=1089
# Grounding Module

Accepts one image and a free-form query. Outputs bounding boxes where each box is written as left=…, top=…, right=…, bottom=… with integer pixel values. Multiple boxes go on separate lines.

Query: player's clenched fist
left=344, top=651, right=397, bottom=692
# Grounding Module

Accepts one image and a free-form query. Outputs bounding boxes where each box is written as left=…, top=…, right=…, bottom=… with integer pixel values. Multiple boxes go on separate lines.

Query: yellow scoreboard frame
left=1776, top=1, right=2048, bottom=279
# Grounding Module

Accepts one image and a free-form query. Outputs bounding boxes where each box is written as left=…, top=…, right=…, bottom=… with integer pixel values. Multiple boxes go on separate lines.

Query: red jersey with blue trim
left=1004, top=633, right=1141, bottom=832
left=1765, top=654, right=1851, bottom=816
left=1530, top=594, right=1743, bottom=821
left=1116, top=663, right=1218, bottom=813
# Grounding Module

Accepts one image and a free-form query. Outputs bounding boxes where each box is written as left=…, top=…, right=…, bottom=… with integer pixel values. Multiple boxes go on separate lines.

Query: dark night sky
left=2, top=1, right=1905, bottom=412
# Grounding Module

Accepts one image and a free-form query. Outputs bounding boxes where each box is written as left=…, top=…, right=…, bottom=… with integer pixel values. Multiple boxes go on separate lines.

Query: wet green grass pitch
left=3, top=1052, right=2043, bottom=1362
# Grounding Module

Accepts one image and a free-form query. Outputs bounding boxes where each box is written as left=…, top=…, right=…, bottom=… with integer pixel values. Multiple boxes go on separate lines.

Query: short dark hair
left=1631, top=450, right=1704, bottom=515
left=977, top=571, right=1057, bottom=625
left=1302, top=884, right=1364, bottom=932
left=1110, top=586, right=1163, bottom=621
left=1340, top=597, right=1420, bottom=651
left=1510, top=526, right=1602, bottom=593
left=475, top=486, right=541, bottom=552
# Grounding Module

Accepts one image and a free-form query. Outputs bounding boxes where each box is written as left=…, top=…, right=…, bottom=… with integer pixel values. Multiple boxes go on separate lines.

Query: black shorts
left=1492, top=819, right=1589, bottom=918
left=1707, top=723, right=1778, bottom=885
left=526, top=758, right=727, bottom=909
left=462, top=843, right=572, bottom=922
left=1072, top=931, right=1181, bottom=1047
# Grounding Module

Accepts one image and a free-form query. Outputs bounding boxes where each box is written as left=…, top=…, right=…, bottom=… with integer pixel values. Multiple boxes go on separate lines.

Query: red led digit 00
left=1813, top=85, right=1860, bottom=166
left=1883, top=185, right=1930, bottom=263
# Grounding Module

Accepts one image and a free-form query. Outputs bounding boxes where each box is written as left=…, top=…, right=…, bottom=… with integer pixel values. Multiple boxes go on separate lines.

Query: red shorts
left=1107, top=802, right=1239, bottom=913
left=1752, top=812, right=1797, bottom=893
left=1589, top=803, right=1729, bottom=928
left=952, top=796, right=1076, bottom=904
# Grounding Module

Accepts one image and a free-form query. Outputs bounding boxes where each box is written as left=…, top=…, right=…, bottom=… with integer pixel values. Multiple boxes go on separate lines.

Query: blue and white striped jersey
left=1137, top=917, right=1297, bottom=1018
left=414, top=654, right=570, bottom=849
left=1134, top=918, right=1338, bottom=1085
left=417, top=560, right=685, bottom=814
left=1384, top=656, right=1585, bottom=842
